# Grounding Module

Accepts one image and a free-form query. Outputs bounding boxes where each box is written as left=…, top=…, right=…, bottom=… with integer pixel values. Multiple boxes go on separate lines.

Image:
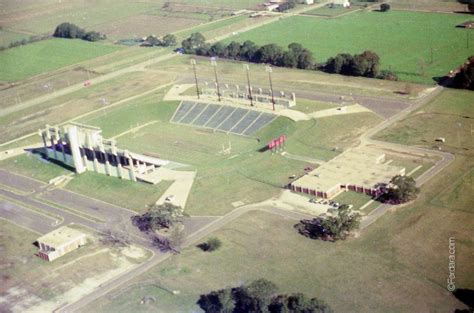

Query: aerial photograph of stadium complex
left=0, top=0, right=473, bottom=312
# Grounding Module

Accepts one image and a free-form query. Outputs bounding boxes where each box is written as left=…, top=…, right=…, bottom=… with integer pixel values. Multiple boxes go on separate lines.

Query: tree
left=256, top=43, right=284, bottom=64
left=295, top=204, right=361, bottom=241
left=53, top=22, right=85, bottom=39
left=198, top=289, right=235, bottom=313
left=325, top=53, right=353, bottom=75
left=53, top=22, right=105, bottom=41
left=269, top=293, right=333, bottom=313
left=458, top=0, right=474, bottom=12
left=132, top=202, right=185, bottom=232
left=162, top=33, right=177, bottom=46
left=451, top=56, right=474, bottom=90
left=210, top=42, right=226, bottom=57
left=182, top=32, right=206, bottom=53
left=380, top=3, right=391, bottom=11
left=198, top=279, right=332, bottom=313
left=240, top=40, right=259, bottom=61
left=168, top=223, right=185, bottom=251
left=226, top=41, right=241, bottom=59
left=382, top=175, right=420, bottom=204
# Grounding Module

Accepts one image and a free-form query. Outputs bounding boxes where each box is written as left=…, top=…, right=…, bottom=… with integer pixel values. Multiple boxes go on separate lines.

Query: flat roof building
left=290, top=147, right=405, bottom=199
left=37, top=226, right=87, bottom=262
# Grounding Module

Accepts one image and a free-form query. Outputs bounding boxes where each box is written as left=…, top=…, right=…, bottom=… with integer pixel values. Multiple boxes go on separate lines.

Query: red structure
left=268, top=134, right=286, bottom=152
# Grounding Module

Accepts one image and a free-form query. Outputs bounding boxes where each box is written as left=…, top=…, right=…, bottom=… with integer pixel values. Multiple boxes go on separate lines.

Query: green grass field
left=0, top=39, right=121, bottom=81
left=0, top=153, right=72, bottom=183
left=375, top=89, right=474, bottom=154
left=225, top=10, right=474, bottom=83
left=65, top=172, right=172, bottom=213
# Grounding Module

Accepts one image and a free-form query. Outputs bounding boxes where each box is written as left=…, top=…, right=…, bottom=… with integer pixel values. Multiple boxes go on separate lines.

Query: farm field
left=0, top=39, right=121, bottom=82
left=224, top=10, right=474, bottom=83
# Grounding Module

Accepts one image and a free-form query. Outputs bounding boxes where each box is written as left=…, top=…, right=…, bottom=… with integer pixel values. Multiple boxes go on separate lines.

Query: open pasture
left=0, top=39, right=121, bottom=82
left=375, top=89, right=474, bottom=155
left=225, top=10, right=474, bottom=84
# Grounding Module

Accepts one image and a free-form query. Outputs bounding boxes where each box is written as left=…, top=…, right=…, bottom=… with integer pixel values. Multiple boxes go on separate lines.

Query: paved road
left=0, top=199, right=56, bottom=234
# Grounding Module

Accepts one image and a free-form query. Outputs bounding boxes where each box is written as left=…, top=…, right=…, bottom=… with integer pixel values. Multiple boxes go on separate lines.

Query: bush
left=380, top=3, right=391, bottom=11
left=378, top=69, right=398, bottom=81
left=198, top=237, right=222, bottom=252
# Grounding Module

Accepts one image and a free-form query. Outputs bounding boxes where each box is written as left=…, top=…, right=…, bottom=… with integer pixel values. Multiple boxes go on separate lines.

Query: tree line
left=181, top=32, right=397, bottom=80
left=53, top=22, right=106, bottom=42
left=0, top=34, right=50, bottom=51
left=197, top=278, right=333, bottom=313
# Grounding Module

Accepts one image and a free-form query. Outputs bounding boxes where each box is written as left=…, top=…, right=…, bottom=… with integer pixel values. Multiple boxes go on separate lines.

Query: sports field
left=225, top=10, right=474, bottom=83
left=0, top=39, right=121, bottom=82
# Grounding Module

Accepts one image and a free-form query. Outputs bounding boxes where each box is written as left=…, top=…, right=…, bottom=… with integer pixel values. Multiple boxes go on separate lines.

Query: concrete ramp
left=154, top=168, right=196, bottom=209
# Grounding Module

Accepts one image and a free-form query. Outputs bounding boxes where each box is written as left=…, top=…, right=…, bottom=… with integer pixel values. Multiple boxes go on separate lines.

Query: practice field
left=0, top=39, right=121, bottom=82
left=171, top=101, right=276, bottom=136
left=225, top=10, right=474, bottom=83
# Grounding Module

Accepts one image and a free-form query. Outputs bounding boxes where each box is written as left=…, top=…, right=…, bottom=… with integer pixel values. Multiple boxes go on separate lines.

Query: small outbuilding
left=37, top=226, right=87, bottom=262
left=332, top=0, right=351, bottom=8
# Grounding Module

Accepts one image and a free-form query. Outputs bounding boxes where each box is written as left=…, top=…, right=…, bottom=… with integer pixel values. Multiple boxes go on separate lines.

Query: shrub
left=380, top=3, right=391, bottom=12
left=198, top=237, right=222, bottom=252
left=378, top=69, right=398, bottom=81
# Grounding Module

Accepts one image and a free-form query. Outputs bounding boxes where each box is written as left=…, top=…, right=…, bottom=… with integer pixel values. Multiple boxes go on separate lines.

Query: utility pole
left=265, top=65, right=275, bottom=111
left=190, top=58, right=200, bottom=99
left=243, top=64, right=253, bottom=106
left=211, top=57, right=221, bottom=102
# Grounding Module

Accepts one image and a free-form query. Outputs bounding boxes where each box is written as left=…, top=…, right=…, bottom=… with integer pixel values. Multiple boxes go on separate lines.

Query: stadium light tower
left=265, top=65, right=275, bottom=111
left=211, top=57, right=221, bottom=102
left=243, top=64, right=253, bottom=107
left=190, top=58, right=200, bottom=99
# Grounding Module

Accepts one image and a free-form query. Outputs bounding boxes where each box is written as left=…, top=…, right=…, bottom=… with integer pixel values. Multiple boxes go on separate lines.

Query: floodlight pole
left=190, top=59, right=200, bottom=99
left=243, top=64, right=253, bottom=106
left=211, top=59, right=221, bottom=102
left=266, top=65, right=275, bottom=111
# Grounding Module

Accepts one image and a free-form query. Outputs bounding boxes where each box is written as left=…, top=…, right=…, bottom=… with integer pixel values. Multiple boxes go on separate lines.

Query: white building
left=39, top=123, right=169, bottom=184
left=37, top=226, right=87, bottom=262
left=333, top=0, right=350, bottom=7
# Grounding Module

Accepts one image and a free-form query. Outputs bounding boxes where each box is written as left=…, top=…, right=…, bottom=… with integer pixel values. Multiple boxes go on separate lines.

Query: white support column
left=67, top=126, right=87, bottom=174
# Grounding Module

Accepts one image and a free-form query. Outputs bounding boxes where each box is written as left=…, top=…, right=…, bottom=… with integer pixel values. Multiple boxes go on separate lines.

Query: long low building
left=38, top=123, right=169, bottom=184
left=290, top=148, right=405, bottom=199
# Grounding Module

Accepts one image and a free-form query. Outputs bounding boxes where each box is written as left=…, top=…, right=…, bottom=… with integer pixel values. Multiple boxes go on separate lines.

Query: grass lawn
left=375, top=89, right=474, bottom=154
left=0, top=38, right=121, bottom=82
left=225, top=11, right=474, bottom=84
left=0, top=220, right=151, bottom=311
left=0, top=153, right=72, bottom=183
left=333, top=190, right=374, bottom=210
left=65, top=172, right=173, bottom=213
left=291, top=98, right=338, bottom=114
